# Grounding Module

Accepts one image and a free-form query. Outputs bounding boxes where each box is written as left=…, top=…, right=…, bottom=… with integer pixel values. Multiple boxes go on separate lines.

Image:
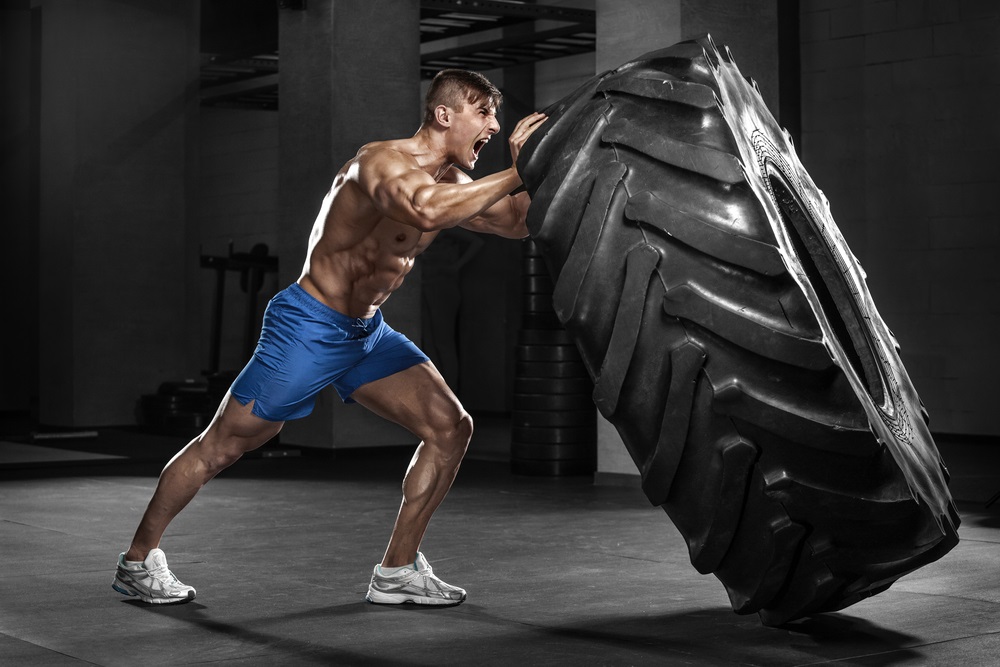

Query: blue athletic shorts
left=229, top=283, right=429, bottom=421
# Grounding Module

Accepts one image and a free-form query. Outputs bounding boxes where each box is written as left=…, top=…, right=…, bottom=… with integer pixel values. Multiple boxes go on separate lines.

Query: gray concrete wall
left=36, top=0, right=199, bottom=426
left=196, top=108, right=281, bottom=373
left=799, top=0, right=1000, bottom=435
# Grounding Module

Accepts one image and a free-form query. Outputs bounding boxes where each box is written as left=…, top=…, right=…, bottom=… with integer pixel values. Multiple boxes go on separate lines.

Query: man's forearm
left=460, top=191, right=530, bottom=239
left=411, top=167, right=522, bottom=231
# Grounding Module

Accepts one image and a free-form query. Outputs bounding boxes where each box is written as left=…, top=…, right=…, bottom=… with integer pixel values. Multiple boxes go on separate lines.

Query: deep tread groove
left=712, top=380, right=871, bottom=445
left=552, top=162, right=628, bottom=321
left=641, top=343, right=705, bottom=505
left=603, top=120, right=745, bottom=184
left=597, top=71, right=719, bottom=109
left=594, top=244, right=661, bottom=417
left=531, top=104, right=611, bottom=262
left=627, top=191, right=786, bottom=276
left=688, top=436, right=758, bottom=574
left=663, top=283, right=832, bottom=370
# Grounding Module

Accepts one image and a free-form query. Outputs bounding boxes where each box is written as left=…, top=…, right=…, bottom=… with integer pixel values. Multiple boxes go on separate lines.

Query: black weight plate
left=511, top=441, right=596, bottom=461
left=521, top=312, right=562, bottom=329
left=517, top=329, right=574, bottom=346
left=523, top=274, right=555, bottom=294
left=516, top=344, right=581, bottom=362
left=513, top=393, right=595, bottom=411
left=522, top=256, right=551, bottom=276
left=513, top=410, right=595, bottom=428
left=511, top=458, right=595, bottom=476
left=514, top=376, right=593, bottom=395
left=511, top=425, right=596, bottom=444
left=516, top=361, right=589, bottom=379
left=523, top=239, right=545, bottom=258
left=523, top=293, right=555, bottom=313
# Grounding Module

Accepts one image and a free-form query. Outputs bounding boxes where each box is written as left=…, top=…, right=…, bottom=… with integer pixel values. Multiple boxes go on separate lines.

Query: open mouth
left=473, top=138, right=489, bottom=157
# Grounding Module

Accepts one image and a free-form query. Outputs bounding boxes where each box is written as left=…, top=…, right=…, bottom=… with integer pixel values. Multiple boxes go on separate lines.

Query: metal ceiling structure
left=200, top=0, right=595, bottom=110
left=200, top=54, right=279, bottom=110
left=419, top=0, right=595, bottom=77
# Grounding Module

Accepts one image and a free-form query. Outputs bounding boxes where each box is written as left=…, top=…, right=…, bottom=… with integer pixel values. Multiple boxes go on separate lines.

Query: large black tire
left=516, top=35, right=960, bottom=625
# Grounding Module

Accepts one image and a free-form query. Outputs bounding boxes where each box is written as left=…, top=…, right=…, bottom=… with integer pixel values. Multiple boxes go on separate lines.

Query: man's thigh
left=196, top=392, right=284, bottom=454
left=350, top=362, right=466, bottom=440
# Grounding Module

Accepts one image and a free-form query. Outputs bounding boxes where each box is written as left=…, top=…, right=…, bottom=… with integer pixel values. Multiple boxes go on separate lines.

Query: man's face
left=447, top=100, right=500, bottom=169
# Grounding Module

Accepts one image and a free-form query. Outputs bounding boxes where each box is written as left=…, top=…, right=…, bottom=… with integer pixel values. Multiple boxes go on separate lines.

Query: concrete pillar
left=595, top=0, right=779, bottom=478
left=36, top=0, right=199, bottom=426
left=278, top=0, right=422, bottom=449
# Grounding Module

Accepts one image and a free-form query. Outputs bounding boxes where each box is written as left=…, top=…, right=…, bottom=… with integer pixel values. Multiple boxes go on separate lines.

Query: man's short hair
left=423, top=69, right=502, bottom=125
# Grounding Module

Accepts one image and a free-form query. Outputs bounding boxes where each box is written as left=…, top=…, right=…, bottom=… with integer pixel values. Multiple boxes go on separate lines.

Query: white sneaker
left=366, top=552, right=467, bottom=606
left=112, top=548, right=196, bottom=604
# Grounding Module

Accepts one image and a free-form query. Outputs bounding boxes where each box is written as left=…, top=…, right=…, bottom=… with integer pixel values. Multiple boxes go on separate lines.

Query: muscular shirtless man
left=111, top=70, right=546, bottom=606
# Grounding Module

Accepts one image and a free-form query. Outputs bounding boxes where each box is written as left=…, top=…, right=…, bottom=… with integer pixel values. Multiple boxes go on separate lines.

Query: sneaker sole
left=365, top=588, right=465, bottom=606
left=112, top=578, right=196, bottom=605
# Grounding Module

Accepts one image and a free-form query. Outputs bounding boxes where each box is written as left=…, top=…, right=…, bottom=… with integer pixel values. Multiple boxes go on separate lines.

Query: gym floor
left=1, top=415, right=999, bottom=666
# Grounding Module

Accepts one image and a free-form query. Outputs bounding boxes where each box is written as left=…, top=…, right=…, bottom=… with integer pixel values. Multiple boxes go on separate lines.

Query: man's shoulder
left=357, top=138, right=418, bottom=163
left=350, top=139, right=426, bottom=193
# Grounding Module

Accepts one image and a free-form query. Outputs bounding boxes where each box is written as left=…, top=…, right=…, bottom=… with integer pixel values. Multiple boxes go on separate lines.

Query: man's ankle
left=380, top=554, right=416, bottom=569
left=124, top=546, right=148, bottom=563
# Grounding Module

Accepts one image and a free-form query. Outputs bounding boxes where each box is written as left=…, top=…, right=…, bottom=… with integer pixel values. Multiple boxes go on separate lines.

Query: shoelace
left=147, top=563, right=180, bottom=584
left=384, top=567, right=432, bottom=585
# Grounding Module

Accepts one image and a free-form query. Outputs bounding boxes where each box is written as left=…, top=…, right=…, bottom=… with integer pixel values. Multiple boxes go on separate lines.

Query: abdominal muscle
left=296, top=181, right=437, bottom=320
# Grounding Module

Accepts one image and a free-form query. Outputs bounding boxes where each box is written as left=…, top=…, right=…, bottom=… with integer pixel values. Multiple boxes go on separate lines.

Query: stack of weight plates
left=511, top=239, right=596, bottom=476
left=139, top=380, right=215, bottom=436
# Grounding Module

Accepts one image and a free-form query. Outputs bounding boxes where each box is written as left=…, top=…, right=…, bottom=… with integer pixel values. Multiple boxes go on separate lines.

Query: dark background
left=2, top=0, right=997, bottom=462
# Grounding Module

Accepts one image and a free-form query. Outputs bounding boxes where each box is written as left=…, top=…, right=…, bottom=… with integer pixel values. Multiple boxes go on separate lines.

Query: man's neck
left=411, top=126, right=453, bottom=180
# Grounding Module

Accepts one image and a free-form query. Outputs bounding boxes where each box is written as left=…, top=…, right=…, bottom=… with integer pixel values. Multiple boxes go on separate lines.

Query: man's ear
left=434, top=105, right=452, bottom=127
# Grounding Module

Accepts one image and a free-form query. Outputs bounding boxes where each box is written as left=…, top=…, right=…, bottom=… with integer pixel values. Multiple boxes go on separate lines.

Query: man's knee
left=429, top=410, right=473, bottom=459
left=196, top=427, right=274, bottom=473
left=418, top=409, right=473, bottom=460
left=453, top=411, right=474, bottom=449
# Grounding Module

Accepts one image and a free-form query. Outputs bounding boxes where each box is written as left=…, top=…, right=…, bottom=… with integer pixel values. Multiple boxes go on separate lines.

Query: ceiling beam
left=421, top=0, right=593, bottom=23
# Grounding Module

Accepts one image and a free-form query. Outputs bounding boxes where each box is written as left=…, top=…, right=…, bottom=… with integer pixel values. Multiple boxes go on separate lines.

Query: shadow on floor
left=128, top=598, right=925, bottom=666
